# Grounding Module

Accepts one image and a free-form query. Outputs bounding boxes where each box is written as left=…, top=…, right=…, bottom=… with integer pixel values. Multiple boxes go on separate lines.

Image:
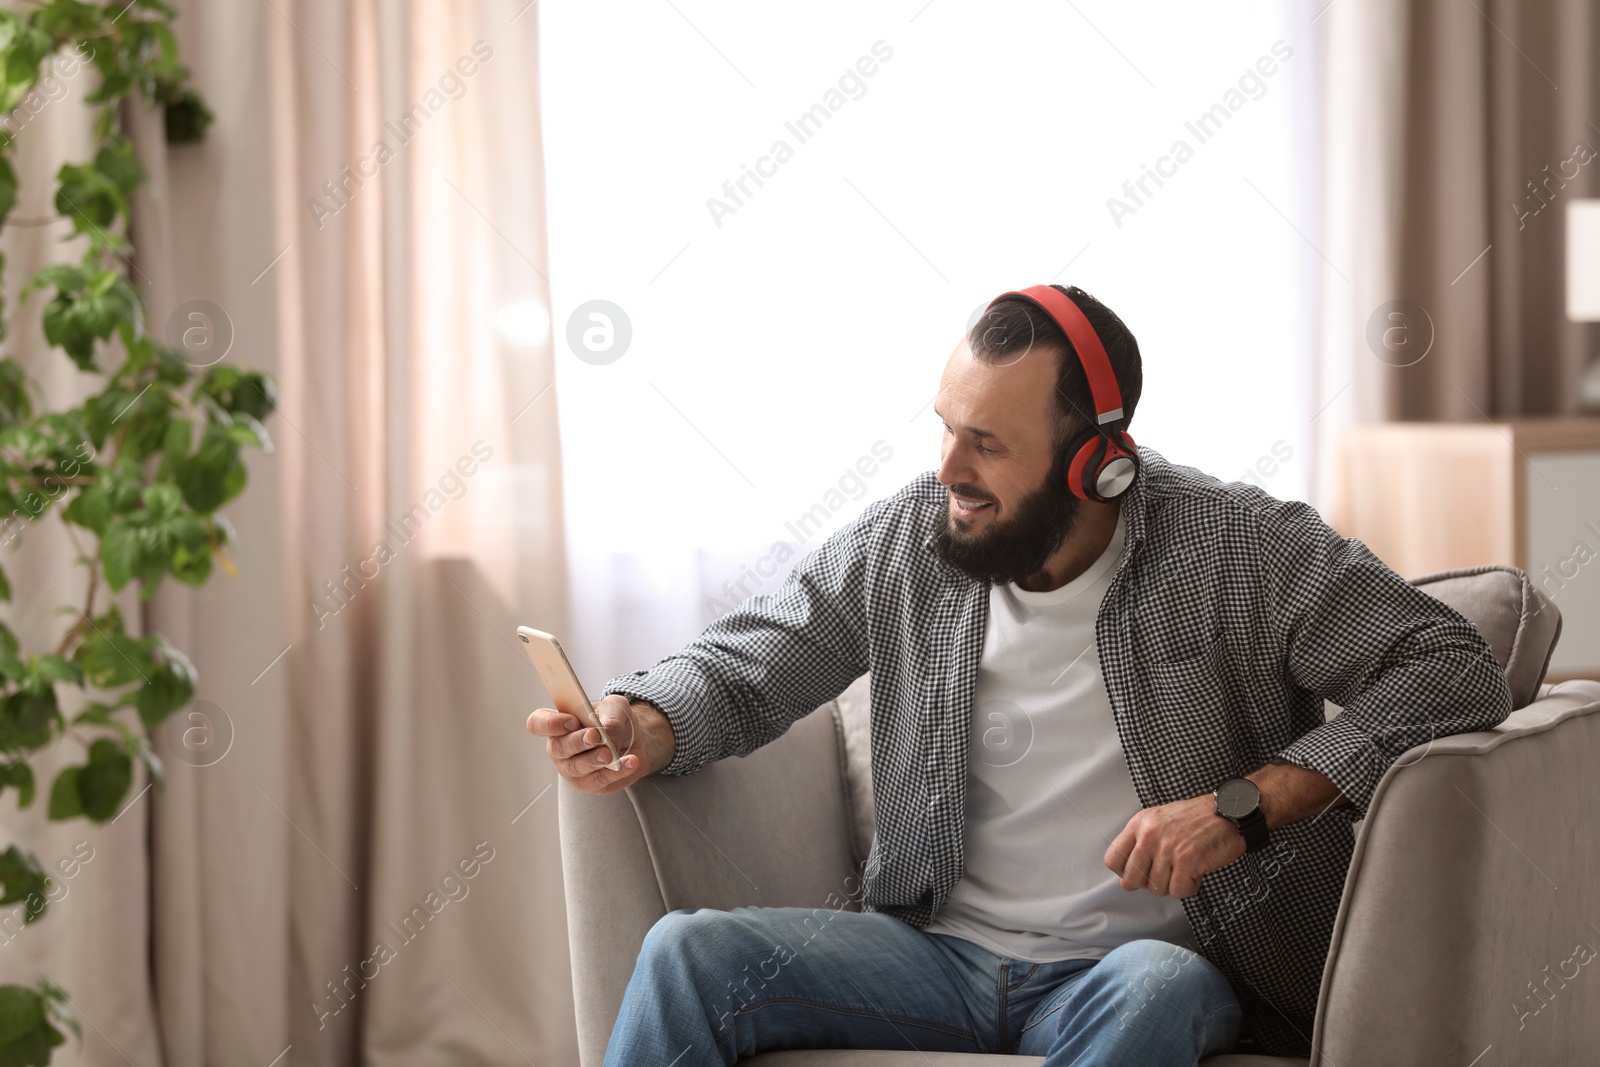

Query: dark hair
left=966, top=284, right=1143, bottom=453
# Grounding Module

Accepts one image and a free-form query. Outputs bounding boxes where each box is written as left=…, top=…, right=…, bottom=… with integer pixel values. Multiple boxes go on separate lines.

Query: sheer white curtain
left=540, top=0, right=1327, bottom=688
left=1311, top=0, right=1411, bottom=527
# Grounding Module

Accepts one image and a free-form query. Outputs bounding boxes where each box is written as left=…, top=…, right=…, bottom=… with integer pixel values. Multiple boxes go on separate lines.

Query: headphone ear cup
left=1095, top=429, right=1139, bottom=501
left=1064, top=432, right=1102, bottom=502
left=1065, top=428, right=1139, bottom=502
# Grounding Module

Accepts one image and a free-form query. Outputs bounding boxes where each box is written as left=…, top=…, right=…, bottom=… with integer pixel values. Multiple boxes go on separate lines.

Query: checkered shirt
left=601, top=444, right=1513, bottom=1057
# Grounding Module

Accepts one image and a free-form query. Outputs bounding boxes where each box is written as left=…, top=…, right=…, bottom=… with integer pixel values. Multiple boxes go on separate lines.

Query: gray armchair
left=560, top=564, right=1600, bottom=1065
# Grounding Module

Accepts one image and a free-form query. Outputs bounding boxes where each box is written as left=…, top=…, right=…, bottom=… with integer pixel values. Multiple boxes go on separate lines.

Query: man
left=530, top=284, right=1513, bottom=1065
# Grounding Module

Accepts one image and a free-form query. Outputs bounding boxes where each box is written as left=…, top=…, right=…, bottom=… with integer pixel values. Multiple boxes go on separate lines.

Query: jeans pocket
left=1017, top=974, right=1081, bottom=1038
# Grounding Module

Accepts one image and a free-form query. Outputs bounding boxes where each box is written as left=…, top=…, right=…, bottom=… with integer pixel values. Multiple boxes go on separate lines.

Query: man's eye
left=976, top=443, right=997, bottom=455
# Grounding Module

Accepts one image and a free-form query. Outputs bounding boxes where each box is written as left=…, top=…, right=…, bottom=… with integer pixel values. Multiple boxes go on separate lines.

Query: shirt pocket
left=1146, top=629, right=1227, bottom=699
left=1146, top=618, right=1225, bottom=667
left=1139, top=632, right=1241, bottom=792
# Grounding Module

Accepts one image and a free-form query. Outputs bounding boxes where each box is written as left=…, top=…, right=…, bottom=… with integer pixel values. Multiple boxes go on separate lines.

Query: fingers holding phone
left=518, top=626, right=675, bottom=794
left=528, top=695, right=644, bottom=795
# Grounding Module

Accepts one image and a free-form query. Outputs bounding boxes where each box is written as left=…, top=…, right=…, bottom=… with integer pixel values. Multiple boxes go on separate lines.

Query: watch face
left=1216, top=778, right=1260, bottom=819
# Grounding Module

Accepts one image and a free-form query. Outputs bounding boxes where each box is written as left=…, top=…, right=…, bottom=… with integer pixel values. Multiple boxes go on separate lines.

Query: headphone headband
left=989, top=285, right=1124, bottom=426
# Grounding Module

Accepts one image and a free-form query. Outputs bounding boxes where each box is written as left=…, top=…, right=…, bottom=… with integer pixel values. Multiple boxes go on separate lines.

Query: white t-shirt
left=924, top=508, right=1198, bottom=962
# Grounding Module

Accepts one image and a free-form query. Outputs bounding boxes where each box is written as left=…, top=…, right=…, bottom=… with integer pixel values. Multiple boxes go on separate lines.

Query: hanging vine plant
left=0, top=2, right=274, bottom=1062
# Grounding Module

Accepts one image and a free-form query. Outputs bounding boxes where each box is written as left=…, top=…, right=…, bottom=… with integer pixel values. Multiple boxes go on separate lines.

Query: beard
left=932, top=445, right=1084, bottom=586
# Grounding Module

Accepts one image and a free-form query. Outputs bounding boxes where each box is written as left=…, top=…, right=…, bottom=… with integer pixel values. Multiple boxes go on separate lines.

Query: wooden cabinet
left=1331, top=418, right=1600, bottom=683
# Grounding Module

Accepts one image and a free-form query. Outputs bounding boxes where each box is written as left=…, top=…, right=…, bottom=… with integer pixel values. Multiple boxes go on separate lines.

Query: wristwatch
left=1214, top=777, right=1269, bottom=853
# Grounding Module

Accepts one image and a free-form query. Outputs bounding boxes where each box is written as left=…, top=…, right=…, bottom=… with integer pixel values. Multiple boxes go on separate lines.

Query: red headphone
left=986, top=284, right=1139, bottom=502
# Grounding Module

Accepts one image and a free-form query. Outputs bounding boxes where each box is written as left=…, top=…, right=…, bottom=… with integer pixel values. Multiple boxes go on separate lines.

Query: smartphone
left=518, top=626, right=624, bottom=772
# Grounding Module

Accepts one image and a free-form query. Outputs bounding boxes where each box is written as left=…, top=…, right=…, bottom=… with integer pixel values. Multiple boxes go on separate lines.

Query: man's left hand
left=1104, top=794, right=1245, bottom=899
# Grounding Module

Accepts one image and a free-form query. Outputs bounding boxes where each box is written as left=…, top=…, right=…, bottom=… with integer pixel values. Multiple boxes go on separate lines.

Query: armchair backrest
left=1408, top=563, right=1561, bottom=707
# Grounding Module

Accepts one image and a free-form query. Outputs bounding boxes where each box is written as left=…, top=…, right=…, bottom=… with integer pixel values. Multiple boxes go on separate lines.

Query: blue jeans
left=605, top=906, right=1241, bottom=1066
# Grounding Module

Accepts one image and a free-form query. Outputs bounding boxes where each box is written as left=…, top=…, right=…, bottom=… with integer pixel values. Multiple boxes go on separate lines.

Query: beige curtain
left=3, top=1, right=577, bottom=1064
left=1312, top=0, right=1599, bottom=509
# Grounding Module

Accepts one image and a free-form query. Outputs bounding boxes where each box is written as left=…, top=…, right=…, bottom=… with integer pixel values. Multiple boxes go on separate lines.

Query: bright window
left=540, top=0, right=1321, bottom=683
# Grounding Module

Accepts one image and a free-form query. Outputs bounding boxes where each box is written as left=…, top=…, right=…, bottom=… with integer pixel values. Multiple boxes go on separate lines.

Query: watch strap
left=1233, top=806, right=1269, bottom=852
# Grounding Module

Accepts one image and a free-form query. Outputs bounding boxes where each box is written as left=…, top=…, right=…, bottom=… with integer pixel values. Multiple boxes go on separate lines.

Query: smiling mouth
left=950, top=491, right=993, bottom=519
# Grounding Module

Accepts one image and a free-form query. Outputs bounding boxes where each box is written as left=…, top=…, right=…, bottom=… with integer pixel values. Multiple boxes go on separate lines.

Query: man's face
left=931, top=337, right=1084, bottom=585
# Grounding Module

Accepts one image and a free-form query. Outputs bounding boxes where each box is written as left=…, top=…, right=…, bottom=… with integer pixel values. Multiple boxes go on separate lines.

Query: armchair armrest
left=1312, top=680, right=1600, bottom=1065
left=559, top=701, right=861, bottom=1067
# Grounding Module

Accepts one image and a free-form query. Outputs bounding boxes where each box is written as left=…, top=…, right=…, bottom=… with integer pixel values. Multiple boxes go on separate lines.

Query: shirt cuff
left=600, top=671, right=710, bottom=777
left=1272, top=713, right=1388, bottom=817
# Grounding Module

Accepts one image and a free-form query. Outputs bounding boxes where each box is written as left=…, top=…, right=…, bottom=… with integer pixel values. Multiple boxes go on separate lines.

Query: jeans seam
left=718, top=995, right=977, bottom=1046
left=996, top=963, right=1008, bottom=1050
left=1018, top=1000, right=1060, bottom=1036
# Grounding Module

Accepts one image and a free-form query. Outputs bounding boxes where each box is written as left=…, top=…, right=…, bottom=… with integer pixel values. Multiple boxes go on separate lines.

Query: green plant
left=0, top=3, right=272, bottom=1063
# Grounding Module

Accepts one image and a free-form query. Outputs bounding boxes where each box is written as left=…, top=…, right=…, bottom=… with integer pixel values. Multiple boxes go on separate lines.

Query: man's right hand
left=528, top=694, right=676, bottom=796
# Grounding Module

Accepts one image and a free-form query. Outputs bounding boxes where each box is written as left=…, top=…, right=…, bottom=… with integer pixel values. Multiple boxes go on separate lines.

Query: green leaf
left=129, top=732, right=164, bottom=790
left=225, top=412, right=273, bottom=452
left=36, top=978, right=76, bottom=1043
left=93, top=140, right=144, bottom=198
left=159, top=415, right=190, bottom=463
left=62, top=460, right=141, bottom=535
left=20, top=264, right=87, bottom=300
left=0, top=690, right=57, bottom=753
left=4, top=763, right=34, bottom=809
left=0, top=983, right=45, bottom=1047
left=0, top=626, right=21, bottom=682
left=58, top=277, right=139, bottom=367
left=40, top=297, right=91, bottom=369
left=0, top=848, right=47, bottom=922
left=34, top=267, right=141, bottom=371
left=169, top=530, right=212, bottom=585
left=0, top=358, right=30, bottom=430
left=69, top=704, right=113, bottom=728
left=0, top=981, right=66, bottom=1066
left=172, top=422, right=245, bottom=513
left=143, top=481, right=182, bottom=515
left=73, top=610, right=151, bottom=689
left=52, top=160, right=125, bottom=239
left=0, top=24, right=52, bottom=113
left=136, top=642, right=195, bottom=731
left=0, top=155, right=17, bottom=225
left=30, top=4, right=103, bottom=38
left=45, top=767, right=79, bottom=820
left=99, top=481, right=209, bottom=595
left=0, top=985, right=43, bottom=1049
left=84, top=384, right=173, bottom=460
left=98, top=521, right=140, bottom=591
left=163, top=87, right=212, bottom=144
left=111, top=720, right=166, bottom=789
left=197, top=365, right=277, bottom=422
left=30, top=655, right=82, bottom=687
left=48, top=739, right=132, bottom=825
left=77, top=739, right=131, bottom=822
